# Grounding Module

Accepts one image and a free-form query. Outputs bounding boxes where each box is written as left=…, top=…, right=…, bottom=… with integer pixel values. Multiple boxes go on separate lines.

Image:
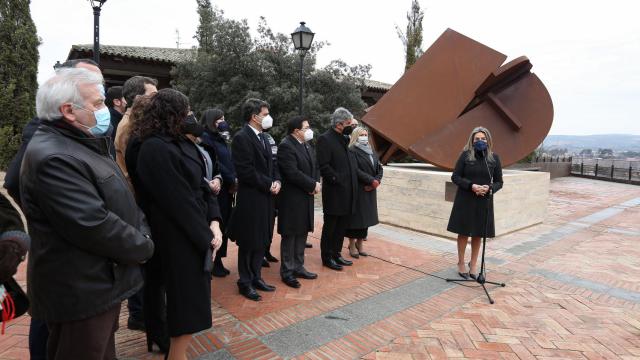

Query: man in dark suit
left=316, top=107, right=358, bottom=271
left=229, top=98, right=281, bottom=301
left=277, top=116, right=321, bottom=288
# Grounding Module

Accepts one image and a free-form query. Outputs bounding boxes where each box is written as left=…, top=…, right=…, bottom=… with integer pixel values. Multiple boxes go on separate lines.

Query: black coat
left=228, top=125, right=280, bottom=250
left=20, top=120, right=153, bottom=323
left=348, top=146, right=384, bottom=229
left=447, top=150, right=503, bottom=237
left=127, top=134, right=220, bottom=336
left=277, top=135, right=319, bottom=235
left=316, top=129, right=358, bottom=216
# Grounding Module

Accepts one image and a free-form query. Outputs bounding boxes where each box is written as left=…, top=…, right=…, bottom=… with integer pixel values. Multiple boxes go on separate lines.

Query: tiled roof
left=70, top=44, right=196, bottom=63
left=364, top=79, right=392, bottom=91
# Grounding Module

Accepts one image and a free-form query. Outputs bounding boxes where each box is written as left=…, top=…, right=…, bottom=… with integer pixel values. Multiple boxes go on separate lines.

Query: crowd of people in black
left=0, top=59, right=385, bottom=360
left=0, top=58, right=503, bottom=360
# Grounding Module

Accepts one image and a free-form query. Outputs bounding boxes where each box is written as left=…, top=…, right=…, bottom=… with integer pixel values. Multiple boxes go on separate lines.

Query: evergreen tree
left=173, top=1, right=368, bottom=142
left=396, top=0, right=424, bottom=71
left=0, top=0, right=40, bottom=169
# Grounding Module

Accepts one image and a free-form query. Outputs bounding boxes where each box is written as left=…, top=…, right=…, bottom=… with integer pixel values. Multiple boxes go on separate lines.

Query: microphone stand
left=446, top=151, right=506, bottom=304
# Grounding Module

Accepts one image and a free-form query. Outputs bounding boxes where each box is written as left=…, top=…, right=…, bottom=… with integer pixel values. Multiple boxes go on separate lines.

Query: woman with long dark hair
left=200, top=108, right=237, bottom=277
left=126, top=89, right=222, bottom=360
left=447, top=126, right=503, bottom=279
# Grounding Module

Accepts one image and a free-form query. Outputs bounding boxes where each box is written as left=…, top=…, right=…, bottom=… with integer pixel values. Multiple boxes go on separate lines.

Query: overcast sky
left=31, top=0, right=640, bottom=135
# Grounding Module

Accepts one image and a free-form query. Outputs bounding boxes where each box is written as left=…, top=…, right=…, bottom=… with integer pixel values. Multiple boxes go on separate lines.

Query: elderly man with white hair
left=316, top=107, right=359, bottom=271
left=19, top=67, right=154, bottom=360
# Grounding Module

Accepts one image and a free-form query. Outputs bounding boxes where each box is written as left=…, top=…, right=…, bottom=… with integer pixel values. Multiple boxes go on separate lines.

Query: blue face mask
left=473, top=139, right=488, bottom=152
left=75, top=105, right=111, bottom=136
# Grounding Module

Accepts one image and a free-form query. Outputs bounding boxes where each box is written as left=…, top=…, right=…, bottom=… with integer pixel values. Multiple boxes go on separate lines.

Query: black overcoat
left=316, top=129, right=358, bottom=216
left=447, top=150, right=503, bottom=238
left=228, top=125, right=280, bottom=250
left=348, top=146, right=384, bottom=229
left=128, top=134, right=220, bottom=336
left=276, top=135, right=319, bottom=236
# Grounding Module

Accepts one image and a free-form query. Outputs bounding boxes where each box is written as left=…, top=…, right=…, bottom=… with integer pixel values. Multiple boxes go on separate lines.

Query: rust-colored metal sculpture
left=362, top=29, right=553, bottom=170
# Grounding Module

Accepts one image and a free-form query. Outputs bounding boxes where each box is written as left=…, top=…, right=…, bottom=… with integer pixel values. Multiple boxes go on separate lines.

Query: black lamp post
left=90, top=0, right=107, bottom=65
left=291, top=21, right=315, bottom=115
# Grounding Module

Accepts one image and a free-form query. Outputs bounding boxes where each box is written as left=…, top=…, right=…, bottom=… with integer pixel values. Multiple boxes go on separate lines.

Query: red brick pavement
left=1, top=177, right=639, bottom=359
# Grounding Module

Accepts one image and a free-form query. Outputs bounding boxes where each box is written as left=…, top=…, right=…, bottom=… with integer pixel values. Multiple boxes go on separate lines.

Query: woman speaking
left=447, top=126, right=503, bottom=279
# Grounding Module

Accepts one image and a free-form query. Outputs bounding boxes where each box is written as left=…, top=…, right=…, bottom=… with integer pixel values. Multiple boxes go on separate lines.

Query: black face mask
left=184, top=123, right=204, bottom=137
left=342, top=124, right=354, bottom=136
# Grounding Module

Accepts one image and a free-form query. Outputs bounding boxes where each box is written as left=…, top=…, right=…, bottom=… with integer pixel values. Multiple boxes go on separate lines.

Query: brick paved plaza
left=1, top=176, right=639, bottom=359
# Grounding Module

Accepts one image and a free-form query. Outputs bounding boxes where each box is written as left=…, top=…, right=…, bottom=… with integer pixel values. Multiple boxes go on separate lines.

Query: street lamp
left=291, top=21, right=315, bottom=115
left=89, top=0, right=107, bottom=65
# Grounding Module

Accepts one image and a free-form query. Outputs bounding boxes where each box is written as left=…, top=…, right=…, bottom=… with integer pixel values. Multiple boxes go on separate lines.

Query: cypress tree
left=0, top=0, right=40, bottom=169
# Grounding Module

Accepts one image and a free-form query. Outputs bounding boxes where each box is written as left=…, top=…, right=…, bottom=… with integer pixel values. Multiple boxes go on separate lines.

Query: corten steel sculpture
left=362, top=29, right=553, bottom=170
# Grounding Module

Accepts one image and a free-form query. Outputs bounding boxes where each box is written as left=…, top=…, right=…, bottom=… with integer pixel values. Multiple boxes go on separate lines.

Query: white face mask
left=260, top=114, right=273, bottom=130
left=357, top=136, right=369, bottom=145
left=303, top=128, right=314, bottom=141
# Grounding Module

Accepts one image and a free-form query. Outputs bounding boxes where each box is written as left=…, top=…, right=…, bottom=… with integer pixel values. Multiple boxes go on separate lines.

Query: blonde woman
left=345, top=127, right=383, bottom=258
left=447, top=127, right=503, bottom=279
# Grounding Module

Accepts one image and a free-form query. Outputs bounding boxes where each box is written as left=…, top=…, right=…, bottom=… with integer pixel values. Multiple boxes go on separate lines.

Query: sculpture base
left=377, top=164, right=549, bottom=239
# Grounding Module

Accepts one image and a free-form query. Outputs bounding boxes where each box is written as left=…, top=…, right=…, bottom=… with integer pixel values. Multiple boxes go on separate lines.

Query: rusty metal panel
left=363, top=29, right=554, bottom=170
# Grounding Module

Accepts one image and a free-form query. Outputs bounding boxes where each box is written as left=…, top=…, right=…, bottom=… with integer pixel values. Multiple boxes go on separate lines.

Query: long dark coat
left=277, top=135, right=319, bottom=236
left=316, top=129, right=358, bottom=216
left=228, top=125, right=280, bottom=250
left=348, top=146, right=384, bottom=229
left=447, top=150, right=503, bottom=238
left=127, top=135, right=220, bottom=336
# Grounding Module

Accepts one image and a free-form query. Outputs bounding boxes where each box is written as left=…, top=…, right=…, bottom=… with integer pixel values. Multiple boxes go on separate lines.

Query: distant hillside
left=544, top=134, right=640, bottom=152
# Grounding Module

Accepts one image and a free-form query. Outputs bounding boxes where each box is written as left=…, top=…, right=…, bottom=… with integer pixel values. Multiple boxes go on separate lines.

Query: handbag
left=1, top=277, right=29, bottom=334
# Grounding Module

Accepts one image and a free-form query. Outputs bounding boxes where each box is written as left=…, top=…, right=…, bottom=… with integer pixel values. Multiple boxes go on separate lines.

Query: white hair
left=36, top=68, right=104, bottom=120
left=331, top=107, right=353, bottom=127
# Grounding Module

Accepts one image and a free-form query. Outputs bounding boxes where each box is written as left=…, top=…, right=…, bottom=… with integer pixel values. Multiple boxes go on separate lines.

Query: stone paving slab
left=1, top=176, right=639, bottom=360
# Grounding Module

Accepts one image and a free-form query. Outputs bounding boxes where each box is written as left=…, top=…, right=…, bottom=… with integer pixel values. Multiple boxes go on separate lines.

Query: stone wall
left=376, top=165, right=549, bottom=239
left=508, top=162, right=571, bottom=179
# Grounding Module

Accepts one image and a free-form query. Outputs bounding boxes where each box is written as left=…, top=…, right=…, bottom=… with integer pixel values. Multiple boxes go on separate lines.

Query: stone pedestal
left=377, top=164, right=549, bottom=239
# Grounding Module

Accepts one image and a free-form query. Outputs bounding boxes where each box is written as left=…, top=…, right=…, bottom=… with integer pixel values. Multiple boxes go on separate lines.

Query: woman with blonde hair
left=345, top=127, right=383, bottom=258
left=447, top=126, right=503, bottom=279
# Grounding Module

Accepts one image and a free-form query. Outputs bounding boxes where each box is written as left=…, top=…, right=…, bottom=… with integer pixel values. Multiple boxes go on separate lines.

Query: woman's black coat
left=127, top=134, right=220, bottom=336
left=348, top=146, right=383, bottom=230
left=227, top=125, right=280, bottom=251
left=447, top=150, right=503, bottom=238
left=276, top=135, right=318, bottom=236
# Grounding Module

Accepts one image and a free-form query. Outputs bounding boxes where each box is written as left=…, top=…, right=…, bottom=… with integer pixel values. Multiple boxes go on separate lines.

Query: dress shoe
left=253, top=279, right=276, bottom=292
left=305, top=242, right=313, bottom=248
left=265, top=252, right=279, bottom=263
left=468, top=262, right=478, bottom=280
left=239, top=285, right=262, bottom=301
left=294, top=269, right=318, bottom=279
left=127, top=316, right=146, bottom=331
left=335, top=256, right=353, bottom=266
left=282, top=277, right=301, bottom=288
left=322, top=259, right=343, bottom=271
left=262, top=258, right=270, bottom=267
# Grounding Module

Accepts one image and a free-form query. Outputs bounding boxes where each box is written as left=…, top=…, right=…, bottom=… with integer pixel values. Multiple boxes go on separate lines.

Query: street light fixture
left=89, top=0, right=107, bottom=65
left=291, top=21, right=315, bottom=115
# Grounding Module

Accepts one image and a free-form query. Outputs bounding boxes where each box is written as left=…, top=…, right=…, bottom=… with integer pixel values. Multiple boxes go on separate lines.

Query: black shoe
left=468, top=262, right=477, bottom=280
left=305, top=242, right=313, bottom=248
left=282, top=277, right=301, bottom=288
left=262, top=258, right=270, bottom=267
left=322, top=259, right=343, bottom=271
left=458, top=271, right=470, bottom=279
left=265, top=252, right=279, bottom=263
left=294, top=269, right=318, bottom=279
left=335, top=256, right=353, bottom=266
left=146, top=333, right=170, bottom=353
left=253, top=279, right=276, bottom=292
left=212, top=260, right=228, bottom=278
left=239, top=285, right=262, bottom=301
left=127, top=316, right=146, bottom=331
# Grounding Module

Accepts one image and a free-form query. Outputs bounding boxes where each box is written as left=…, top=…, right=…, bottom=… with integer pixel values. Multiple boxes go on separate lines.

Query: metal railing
left=571, top=158, right=640, bottom=184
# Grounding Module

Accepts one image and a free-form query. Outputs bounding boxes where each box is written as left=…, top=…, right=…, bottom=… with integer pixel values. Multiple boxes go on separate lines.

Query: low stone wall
left=508, top=162, right=571, bottom=179
left=376, top=164, right=549, bottom=239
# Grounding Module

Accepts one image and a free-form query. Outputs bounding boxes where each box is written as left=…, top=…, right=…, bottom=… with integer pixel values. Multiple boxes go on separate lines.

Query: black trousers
left=320, top=214, right=350, bottom=261
left=47, top=305, right=120, bottom=360
left=237, top=246, right=265, bottom=287
left=280, top=234, right=307, bottom=279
